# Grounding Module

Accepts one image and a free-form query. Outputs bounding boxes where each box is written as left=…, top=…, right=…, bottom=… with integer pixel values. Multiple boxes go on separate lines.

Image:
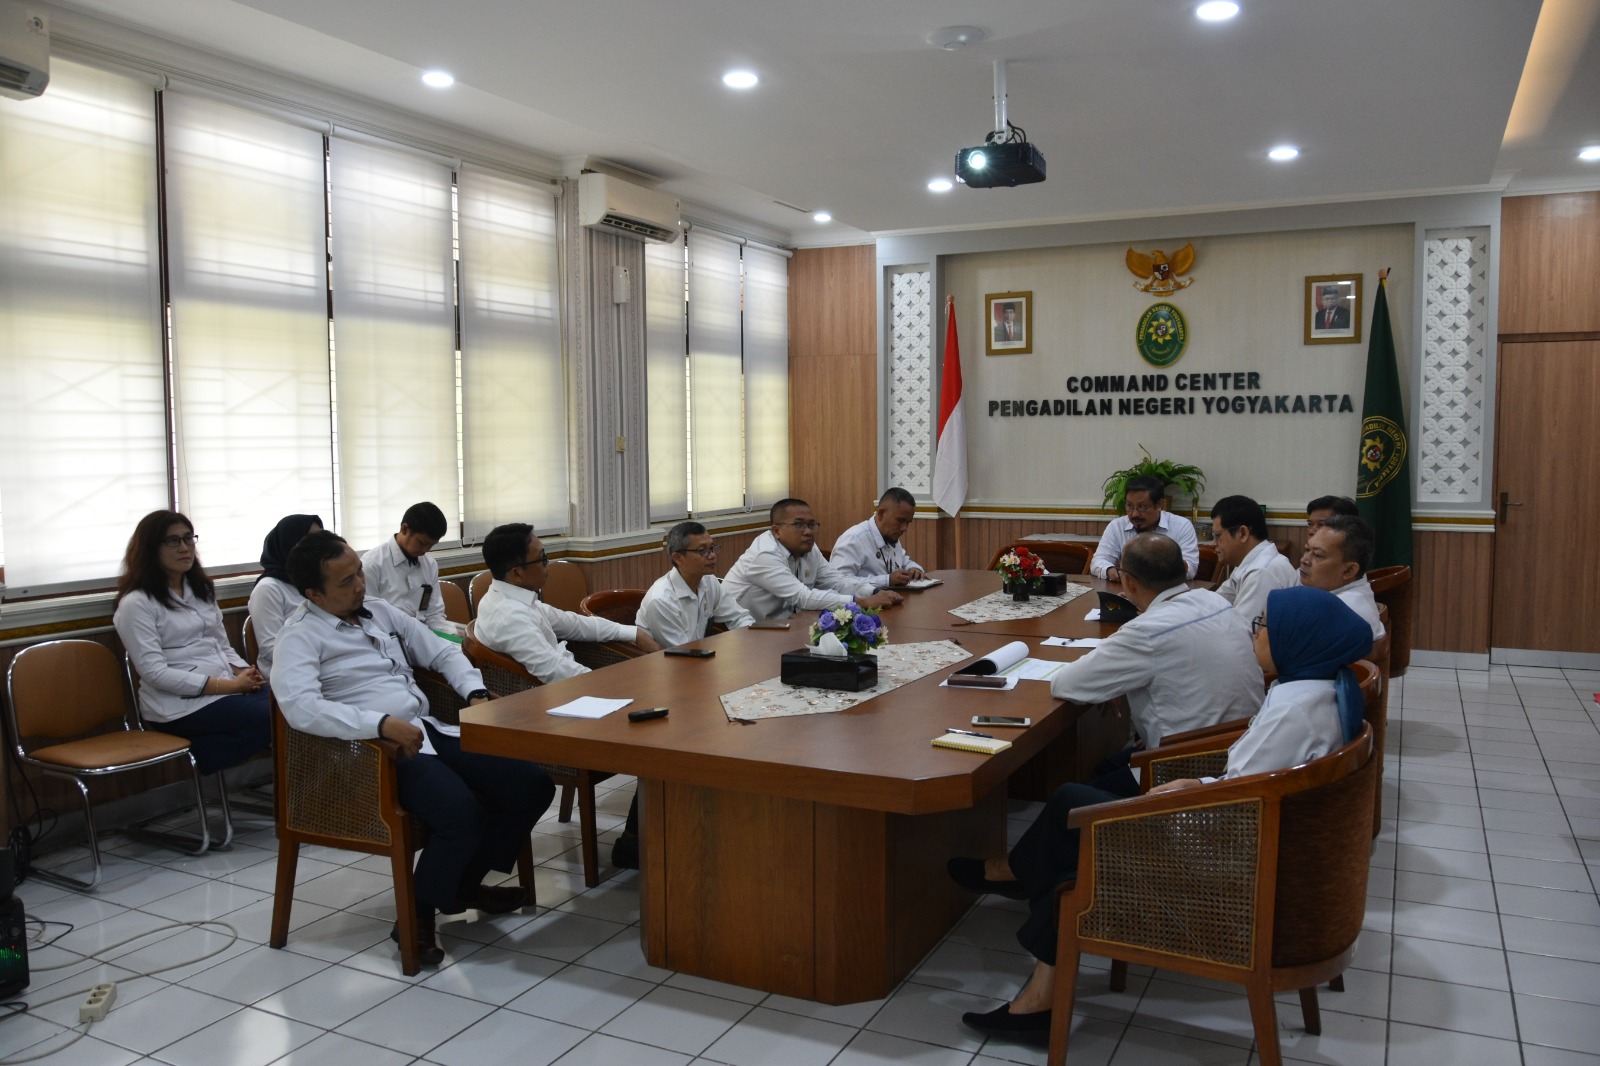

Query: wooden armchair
left=468, top=569, right=493, bottom=616
left=985, top=542, right=1092, bottom=576
left=579, top=589, right=646, bottom=625
left=6, top=640, right=212, bottom=890
left=269, top=670, right=535, bottom=976
left=1195, top=544, right=1221, bottom=583
left=1367, top=565, right=1413, bottom=675
left=1050, top=724, right=1378, bottom=1066
left=462, top=622, right=615, bottom=886
left=439, top=580, right=470, bottom=625
left=542, top=560, right=589, bottom=613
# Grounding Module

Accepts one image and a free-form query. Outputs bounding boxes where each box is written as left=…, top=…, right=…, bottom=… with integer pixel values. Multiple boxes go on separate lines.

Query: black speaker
left=0, top=896, right=27, bottom=999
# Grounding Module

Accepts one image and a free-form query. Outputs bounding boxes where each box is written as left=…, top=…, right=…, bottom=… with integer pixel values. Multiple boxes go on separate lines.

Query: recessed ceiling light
left=1580, top=145, right=1600, bottom=162
left=722, top=69, right=759, bottom=90
left=812, top=211, right=832, bottom=223
left=928, top=179, right=954, bottom=193
left=421, top=70, right=455, bottom=89
left=1196, top=1, right=1240, bottom=20
left=1268, top=145, right=1300, bottom=161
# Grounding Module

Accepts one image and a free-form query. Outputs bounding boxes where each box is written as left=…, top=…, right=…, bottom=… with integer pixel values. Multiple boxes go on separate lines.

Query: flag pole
left=948, top=296, right=964, bottom=569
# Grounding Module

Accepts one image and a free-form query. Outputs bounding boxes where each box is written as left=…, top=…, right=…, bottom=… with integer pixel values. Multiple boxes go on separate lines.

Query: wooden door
left=1491, top=339, right=1600, bottom=652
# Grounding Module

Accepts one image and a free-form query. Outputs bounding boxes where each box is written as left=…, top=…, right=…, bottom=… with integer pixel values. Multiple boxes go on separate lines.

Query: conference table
left=462, top=569, right=1134, bottom=1003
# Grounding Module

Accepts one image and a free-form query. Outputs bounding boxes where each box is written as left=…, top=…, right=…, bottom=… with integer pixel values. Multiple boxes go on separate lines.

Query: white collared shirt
left=1090, top=510, right=1200, bottom=579
left=1049, top=585, right=1263, bottom=746
left=1215, top=539, right=1300, bottom=625
left=113, top=586, right=247, bottom=723
left=721, top=530, right=876, bottom=621
left=360, top=536, right=446, bottom=627
left=246, top=576, right=303, bottom=680
left=1223, top=679, right=1344, bottom=779
left=637, top=567, right=754, bottom=648
left=829, top=517, right=921, bottom=590
left=475, top=579, right=635, bottom=684
left=1333, top=577, right=1386, bottom=639
left=270, top=596, right=483, bottom=741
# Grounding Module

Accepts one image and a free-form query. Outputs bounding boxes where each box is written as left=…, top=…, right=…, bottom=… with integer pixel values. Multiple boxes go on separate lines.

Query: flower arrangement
left=809, top=602, right=888, bottom=657
left=995, top=547, right=1046, bottom=586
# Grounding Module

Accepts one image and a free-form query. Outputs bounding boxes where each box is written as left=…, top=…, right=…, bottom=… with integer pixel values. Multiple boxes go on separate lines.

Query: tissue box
left=780, top=648, right=878, bottom=692
left=1037, top=573, right=1070, bottom=596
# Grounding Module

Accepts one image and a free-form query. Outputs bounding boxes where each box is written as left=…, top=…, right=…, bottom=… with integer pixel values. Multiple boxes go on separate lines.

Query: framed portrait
left=1304, top=273, right=1362, bottom=345
left=985, top=291, right=1032, bottom=355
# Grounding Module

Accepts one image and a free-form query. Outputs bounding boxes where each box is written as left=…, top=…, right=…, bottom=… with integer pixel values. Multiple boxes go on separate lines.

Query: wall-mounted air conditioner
left=0, top=1, right=48, bottom=100
left=578, top=172, right=681, bottom=244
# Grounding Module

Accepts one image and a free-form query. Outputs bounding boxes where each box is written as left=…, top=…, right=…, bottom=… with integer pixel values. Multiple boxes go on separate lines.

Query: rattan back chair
left=6, top=640, right=211, bottom=889
left=542, top=560, right=589, bottom=614
left=439, top=580, right=470, bottom=625
left=1049, top=724, right=1378, bottom=1066
left=579, top=589, right=646, bottom=625
left=269, top=669, right=534, bottom=976
left=462, top=621, right=615, bottom=886
left=984, top=542, right=1092, bottom=576
left=1366, top=565, right=1413, bottom=675
left=468, top=570, right=493, bottom=616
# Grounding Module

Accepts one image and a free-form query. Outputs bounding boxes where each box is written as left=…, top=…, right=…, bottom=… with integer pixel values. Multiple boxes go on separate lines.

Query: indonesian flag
left=932, top=295, right=968, bottom=517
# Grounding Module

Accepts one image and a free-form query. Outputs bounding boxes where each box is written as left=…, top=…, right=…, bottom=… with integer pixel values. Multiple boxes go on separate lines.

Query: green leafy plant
left=1100, top=444, right=1207, bottom=517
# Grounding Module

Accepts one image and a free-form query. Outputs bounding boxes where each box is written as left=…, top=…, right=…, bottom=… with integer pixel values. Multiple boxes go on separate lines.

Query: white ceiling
left=45, top=0, right=1600, bottom=246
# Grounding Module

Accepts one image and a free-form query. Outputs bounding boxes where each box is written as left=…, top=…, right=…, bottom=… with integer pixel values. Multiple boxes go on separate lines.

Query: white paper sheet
left=1040, top=636, right=1105, bottom=648
left=1000, top=657, right=1067, bottom=682
left=1084, top=608, right=1102, bottom=621
left=904, top=577, right=943, bottom=589
left=959, top=640, right=1029, bottom=677
left=547, top=696, right=633, bottom=719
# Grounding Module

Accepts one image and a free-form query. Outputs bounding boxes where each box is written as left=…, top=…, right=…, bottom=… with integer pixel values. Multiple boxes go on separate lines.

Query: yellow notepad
left=931, top=734, right=1013, bottom=755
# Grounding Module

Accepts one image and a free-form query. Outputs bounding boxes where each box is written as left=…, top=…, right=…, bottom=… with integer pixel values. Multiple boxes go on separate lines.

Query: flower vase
left=1006, top=582, right=1031, bottom=603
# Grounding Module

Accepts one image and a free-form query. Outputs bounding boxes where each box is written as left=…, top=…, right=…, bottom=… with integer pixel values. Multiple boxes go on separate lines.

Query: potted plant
left=1101, top=444, right=1208, bottom=534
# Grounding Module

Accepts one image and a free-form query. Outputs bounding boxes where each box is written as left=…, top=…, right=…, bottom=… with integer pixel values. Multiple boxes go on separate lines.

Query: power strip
left=78, top=983, right=116, bottom=1022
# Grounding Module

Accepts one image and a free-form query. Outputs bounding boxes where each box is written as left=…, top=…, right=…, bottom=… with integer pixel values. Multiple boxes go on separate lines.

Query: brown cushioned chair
left=269, top=669, right=535, bottom=976
left=468, top=570, right=493, bottom=616
left=541, top=560, right=588, bottom=614
left=985, top=541, right=1092, bottom=576
left=1366, top=565, right=1412, bottom=676
left=461, top=621, right=615, bottom=887
left=1050, top=723, right=1378, bottom=1066
left=7, top=640, right=212, bottom=890
left=439, top=580, right=470, bottom=625
left=579, top=589, right=646, bottom=626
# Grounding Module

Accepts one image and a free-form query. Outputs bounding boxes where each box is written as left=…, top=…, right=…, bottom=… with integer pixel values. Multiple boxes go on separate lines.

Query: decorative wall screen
left=1418, top=229, right=1490, bottom=504
left=886, top=268, right=934, bottom=494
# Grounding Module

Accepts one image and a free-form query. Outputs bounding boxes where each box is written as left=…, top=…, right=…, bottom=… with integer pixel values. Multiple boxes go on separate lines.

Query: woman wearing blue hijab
left=246, top=514, right=323, bottom=680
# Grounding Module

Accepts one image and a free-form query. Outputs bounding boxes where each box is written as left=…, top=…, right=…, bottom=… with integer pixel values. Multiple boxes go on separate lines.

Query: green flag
left=1355, top=272, right=1413, bottom=568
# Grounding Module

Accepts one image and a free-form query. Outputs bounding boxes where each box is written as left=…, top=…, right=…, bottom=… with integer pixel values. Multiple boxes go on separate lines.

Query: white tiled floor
left=7, top=665, right=1600, bottom=1064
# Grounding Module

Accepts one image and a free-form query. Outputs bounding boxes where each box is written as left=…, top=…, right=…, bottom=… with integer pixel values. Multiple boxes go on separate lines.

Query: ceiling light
left=1268, top=145, right=1300, bottom=161
left=812, top=211, right=832, bottom=223
left=1580, top=145, right=1600, bottom=161
left=928, top=179, right=954, bottom=193
left=722, top=70, right=759, bottom=90
left=421, top=70, right=455, bottom=89
left=1196, top=2, right=1240, bottom=20
left=926, top=26, right=989, bottom=51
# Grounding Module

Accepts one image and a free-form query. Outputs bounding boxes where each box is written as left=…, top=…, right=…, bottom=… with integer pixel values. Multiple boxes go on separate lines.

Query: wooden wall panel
left=788, top=246, right=877, bottom=552
left=1413, top=529, right=1493, bottom=654
left=1500, top=192, right=1600, bottom=336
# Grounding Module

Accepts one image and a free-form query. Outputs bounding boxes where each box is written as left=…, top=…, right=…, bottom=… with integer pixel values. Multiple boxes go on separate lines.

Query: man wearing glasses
left=829, top=487, right=927, bottom=590
left=637, top=521, right=755, bottom=648
left=474, top=523, right=660, bottom=684
left=1091, top=474, right=1200, bottom=580
left=723, top=498, right=903, bottom=621
left=1210, top=494, right=1298, bottom=624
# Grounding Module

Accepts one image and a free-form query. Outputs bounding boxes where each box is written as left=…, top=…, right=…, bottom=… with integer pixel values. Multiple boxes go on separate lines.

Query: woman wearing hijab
left=960, top=584, right=1374, bottom=1041
left=246, top=514, right=323, bottom=680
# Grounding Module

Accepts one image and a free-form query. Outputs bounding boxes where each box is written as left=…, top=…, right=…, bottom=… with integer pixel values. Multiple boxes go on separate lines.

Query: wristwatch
left=466, top=688, right=490, bottom=702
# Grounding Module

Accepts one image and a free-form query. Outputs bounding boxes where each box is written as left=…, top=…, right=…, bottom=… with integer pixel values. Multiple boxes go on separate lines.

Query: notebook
left=931, top=734, right=1013, bottom=755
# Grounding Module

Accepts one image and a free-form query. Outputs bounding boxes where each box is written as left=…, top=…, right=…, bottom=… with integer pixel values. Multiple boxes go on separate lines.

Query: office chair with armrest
left=468, top=570, right=493, bottom=616
left=1366, top=565, right=1412, bottom=675
left=579, top=589, right=646, bottom=626
left=439, top=580, right=470, bottom=626
left=541, top=561, right=589, bottom=614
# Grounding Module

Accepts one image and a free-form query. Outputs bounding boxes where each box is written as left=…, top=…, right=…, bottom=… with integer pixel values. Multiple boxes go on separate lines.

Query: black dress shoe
left=960, top=1003, right=1052, bottom=1039
left=946, top=857, right=1030, bottom=900
left=390, top=919, right=445, bottom=968
left=611, top=831, right=639, bottom=870
left=458, top=883, right=529, bottom=915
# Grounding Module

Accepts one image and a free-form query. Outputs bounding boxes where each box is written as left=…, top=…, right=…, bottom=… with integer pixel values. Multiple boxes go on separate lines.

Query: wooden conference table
left=462, top=569, right=1132, bottom=1003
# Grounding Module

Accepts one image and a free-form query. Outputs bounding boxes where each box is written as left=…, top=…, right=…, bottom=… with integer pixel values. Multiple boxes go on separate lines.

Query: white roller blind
left=328, top=137, right=458, bottom=549
left=0, top=60, right=168, bottom=589
left=164, top=93, right=333, bottom=566
left=687, top=230, right=743, bottom=515
left=742, top=244, right=789, bottom=509
left=645, top=237, right=688, bottom=521
left=457, top=165, right=567, bottom=539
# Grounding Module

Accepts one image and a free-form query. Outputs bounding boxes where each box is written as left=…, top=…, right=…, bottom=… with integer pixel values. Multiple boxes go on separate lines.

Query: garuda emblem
left=1125, top=241, right=1196, bottom=295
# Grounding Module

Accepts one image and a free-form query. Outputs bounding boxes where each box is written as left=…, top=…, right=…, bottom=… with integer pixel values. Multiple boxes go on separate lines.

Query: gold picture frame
left=985, top=291, right=1033, bottom=355
left=1304, top=273, right=1362, bottom=345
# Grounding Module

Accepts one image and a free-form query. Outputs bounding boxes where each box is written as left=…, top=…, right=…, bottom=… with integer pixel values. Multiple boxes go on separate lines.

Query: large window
left=0, top=61, right=569, bottom=590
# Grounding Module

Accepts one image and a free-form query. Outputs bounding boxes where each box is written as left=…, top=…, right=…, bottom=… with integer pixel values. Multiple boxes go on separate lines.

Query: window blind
left=686, top=229, right=744, bottom=515
left=742, top=244, right=790, bottom=509
left=645, top=237, right=688, bottom=521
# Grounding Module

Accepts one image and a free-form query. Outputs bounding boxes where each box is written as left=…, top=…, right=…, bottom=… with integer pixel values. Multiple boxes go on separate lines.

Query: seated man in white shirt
left=1091, top=475, right=1199, bottom=581
left=1305, top=493, right=1358, bottom=534
left=474, top=523, right=661, bottom=684
left=1299, top=514, right=1386, bottom=639
left=360, top=501, right=450, bottom=629
left=273, top=531, right=553, bottom=967
left=721, top=498, right=902, bottom=621
left=1210, top=494, right=1299, bottom=624
left=829, top=487, right=927, bottom=590
left=638, top=521, right=754, bottom=648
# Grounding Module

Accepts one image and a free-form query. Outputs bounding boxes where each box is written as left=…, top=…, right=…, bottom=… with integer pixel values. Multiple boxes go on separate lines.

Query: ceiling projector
left=954, top=141, right=1047, bottom=188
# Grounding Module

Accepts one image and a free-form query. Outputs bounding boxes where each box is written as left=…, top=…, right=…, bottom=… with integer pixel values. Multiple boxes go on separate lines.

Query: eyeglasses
left=1125, top=503, right=1156, bottom=515
left=682, top=545, right=718, bottom=558
left=519, top=550, right=549, bottom=568
left=782, top=520, right=821, bottom=532
left=161, top=534, right=198, bottom=548
left=1251, top=617, right=1267, bottom=637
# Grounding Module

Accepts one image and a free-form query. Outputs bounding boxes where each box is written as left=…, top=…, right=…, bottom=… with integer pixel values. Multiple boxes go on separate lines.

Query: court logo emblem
left=1357, top=416, right=1407, bottom=498
left=1135, top=303, right=1187, bottom=368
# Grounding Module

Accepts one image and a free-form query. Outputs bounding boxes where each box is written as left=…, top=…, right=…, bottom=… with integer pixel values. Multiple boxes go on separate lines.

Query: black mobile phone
left=972, top=715, right=1032, bottom=728
left=663, top=648, right=715, bottom=658
left=628, top=707, right=669, bottom=722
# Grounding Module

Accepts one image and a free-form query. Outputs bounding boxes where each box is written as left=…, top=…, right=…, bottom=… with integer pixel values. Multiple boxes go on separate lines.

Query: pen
left=945, top=727, right=995, bottom=740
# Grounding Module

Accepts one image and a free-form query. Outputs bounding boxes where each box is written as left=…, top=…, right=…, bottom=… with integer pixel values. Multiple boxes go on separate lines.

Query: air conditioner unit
left=578, top=173, right=681, bottom=244
left=0, top=2, right=48, bottom=100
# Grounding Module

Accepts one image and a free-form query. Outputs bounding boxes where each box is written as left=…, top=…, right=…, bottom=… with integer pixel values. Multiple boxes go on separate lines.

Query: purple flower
left=852, top=612, right=882, bottom=639
left=816, top=612, right=838, bottom=632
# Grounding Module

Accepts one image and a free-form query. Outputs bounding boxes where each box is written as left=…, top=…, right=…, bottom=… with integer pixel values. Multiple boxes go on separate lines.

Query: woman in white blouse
left=112, top=510, right=270, bottom=774
left=245, top=513, right=322, bottom=680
